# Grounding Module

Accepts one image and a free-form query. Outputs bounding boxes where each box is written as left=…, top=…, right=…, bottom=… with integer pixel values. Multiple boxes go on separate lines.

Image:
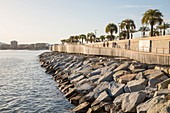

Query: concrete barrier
left=52, top=36, right=170, bottom=65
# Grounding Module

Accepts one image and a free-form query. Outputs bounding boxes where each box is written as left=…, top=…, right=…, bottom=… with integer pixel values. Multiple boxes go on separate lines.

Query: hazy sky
left=0, top=0, right=170, bottom=44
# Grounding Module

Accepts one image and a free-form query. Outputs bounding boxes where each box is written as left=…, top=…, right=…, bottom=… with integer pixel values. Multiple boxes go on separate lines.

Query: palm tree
left=142, top=9, right=163, bottom=37
left=157, top=22, right=170, bottom=36
left=120, top=19, right=136, bottom=39
left=69, top=36, right=74, bottom=43
left=74, top=36, right=79, bottom=43
left=99, top=35, right=105, bottom=42
left=79, top=34, right=86, bottom=44
left=119, top=31, right=127, bottom=40
left=87, top=32, right=95, bottom=43
left=138, top=26, right=150, bottom=37
left=105, top=23, right=118, bottom=41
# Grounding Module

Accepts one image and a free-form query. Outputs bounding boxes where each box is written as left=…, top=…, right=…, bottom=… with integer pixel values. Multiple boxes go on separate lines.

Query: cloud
left=122, top=5, right=152, bottom=8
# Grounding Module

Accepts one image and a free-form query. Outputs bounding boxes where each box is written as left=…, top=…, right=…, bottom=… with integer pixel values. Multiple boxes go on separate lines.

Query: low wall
left=87, top=35, right=170, bottom=53
left=52, top=43, right=170, bottom=65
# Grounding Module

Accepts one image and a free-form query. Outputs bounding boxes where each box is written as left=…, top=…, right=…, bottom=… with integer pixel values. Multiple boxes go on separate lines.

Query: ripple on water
left=0, top=50, right=74, bottom=113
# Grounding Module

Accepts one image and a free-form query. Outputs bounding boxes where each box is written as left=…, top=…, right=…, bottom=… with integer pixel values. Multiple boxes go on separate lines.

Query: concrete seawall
left=52, top=43, right=170, bottom=65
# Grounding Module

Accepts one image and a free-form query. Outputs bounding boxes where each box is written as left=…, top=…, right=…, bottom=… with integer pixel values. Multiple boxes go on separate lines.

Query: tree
left=87, top=32, right=95, bottom=43
left=157, top=22, right=170, bottom=36
left=120, top=19, right=136, bottom=39
left=119, top=31, right=127, bottom=40
left=79, top=34, right=86, bottom=44
left=142, top=9, right=163, bottom=37
left=105, top=23, right=118, bottom=41
left=138, top=26, right=150, bottom=37
left=69, top=36, right=74, bottom=43
left=99, top=35, right=105, bottom=42
left=74, top=36, right=79, bottom=43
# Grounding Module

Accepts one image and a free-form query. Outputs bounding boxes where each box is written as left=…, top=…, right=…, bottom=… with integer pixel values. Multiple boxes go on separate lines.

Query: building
left=11, top=40, right=18, bottom=49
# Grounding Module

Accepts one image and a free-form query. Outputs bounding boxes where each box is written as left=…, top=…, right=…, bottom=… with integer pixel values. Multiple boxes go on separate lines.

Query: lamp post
left=118, top=23, right=121, bottom=40
left=94, top=29, right=97, bottom=42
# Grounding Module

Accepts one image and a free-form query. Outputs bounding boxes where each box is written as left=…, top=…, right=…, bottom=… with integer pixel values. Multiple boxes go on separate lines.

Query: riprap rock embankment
left=39, top=52, right=170, bottom=113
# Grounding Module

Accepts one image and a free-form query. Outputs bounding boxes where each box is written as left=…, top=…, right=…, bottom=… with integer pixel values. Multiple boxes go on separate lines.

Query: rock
left=79, top=82, right=110, bottom=103
left=90, top=102, right=108, bottom=112
left=135, top=72, right=144, bottom=80
left=154, top=89, right=170, bottom=97
left=75, top=82, right=95, bottom=94
left=109, top=82, right=125, bottom=97
left=72, top=102, right=90, bottom=112
left=64, top=88, right=76, bottom=98
left=137, top=96, right=166, bottom=113
left=91, top=91, right=112, bottom=107
left=147, top=100, right=170, bottom=113
left=76, top=78, right=89, bottom=86
left=148, top=74, right=168, bottom=88
left=114, top=62, right=130, bottom=72
left=97, top=71, right=114, bottom=83
left=129, top=63, right=147, bottom=71
left=126, top=79, right=147, bottom=92
left=70, top=75, right=85, bottom=83
left=113, top=70, right=129, bottom=81
left=157, top=78, right=170, bottom=90
left=132, top=69, right=146, bottom=73
left=144, top=69, right=164, bottom=79
left=88, top=75, right=101, bottom=83
left=86, top=69, right=101, bottom=78
left=117, top=74, right=136, bottom=84
left=168, top=84, right=170, bottom=90
left=107, top=64, right=118, bottom=72
left=70, top=94, right=83, bottom=105
left=104, top=103, right=115, bottom=112
left=121, top=92, right=146, bottom=112
left=113, top=93, right=130, bottom=107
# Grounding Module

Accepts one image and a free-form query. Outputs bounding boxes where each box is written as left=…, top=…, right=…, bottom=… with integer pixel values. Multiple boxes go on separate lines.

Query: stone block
left=126, top=79, right=147, bottom=92
left=157, top=78, right=170, bottom=90
left=121, top=92, right=146, bottom=112
left=117, top=74, right=136, bottom=84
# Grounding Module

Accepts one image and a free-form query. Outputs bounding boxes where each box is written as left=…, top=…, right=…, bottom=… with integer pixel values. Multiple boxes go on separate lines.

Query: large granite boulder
left=109, top=81, right=125, bottom=98
left=137, top=96, right=165, bottom=113
left=97, top=71, right=114, bottom=83
left=125, top=79, right=147, bottom=92
left=157, top=78, right=170, bottom=90
left=121, top=92, right=146, bottom=112
left=117, top=74, right=136, bottom=84
left=91, top=91, right=112, bottom=107
left=114, top=62, right=130, bottom=72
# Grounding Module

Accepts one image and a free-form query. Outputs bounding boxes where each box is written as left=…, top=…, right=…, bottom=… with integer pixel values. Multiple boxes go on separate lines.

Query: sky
left=0, top=0, right=170, bottom=44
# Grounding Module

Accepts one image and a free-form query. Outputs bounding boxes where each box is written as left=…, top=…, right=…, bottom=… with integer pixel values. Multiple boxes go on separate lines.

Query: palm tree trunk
left=81, top=38, right=83, bottom=44
left=163, top=29, right=165, bottom=35
left=150, top=22, right=154, bottom=37
left=127, top=30, right=130, bottom=39
left=143, top=31, right=145, bottom=37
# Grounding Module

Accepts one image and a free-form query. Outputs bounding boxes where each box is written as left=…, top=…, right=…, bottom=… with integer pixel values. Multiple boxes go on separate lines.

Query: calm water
left=0, top=50, right=73, bottom=113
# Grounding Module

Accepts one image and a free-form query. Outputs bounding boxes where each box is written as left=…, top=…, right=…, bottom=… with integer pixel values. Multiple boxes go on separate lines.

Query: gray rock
left=126, top=79, right=147, bottom=92
left=86, top=69, right=101, bottom=78
left=137, top=96, right=166, bottom=113
left=97, top=71, right=114, bottom=83
left=121, top=92, right=146, bottom=112
left=88, top=75, right=101, bottom=83
left=109, top=82, right=125, bottom=97
left=75, top=82, right=95, bottom=94
left=148, top=75, right=168, bottom=88
left=114, top=62, right=130, bottom=72
left=91, top=91, right=112, bottom=107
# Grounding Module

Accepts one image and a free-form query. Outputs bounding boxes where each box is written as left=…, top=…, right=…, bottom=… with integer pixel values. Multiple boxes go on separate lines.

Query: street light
left=94, top=29, right=97, bottom=42
left=118, top=23, right=121, bottom=40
